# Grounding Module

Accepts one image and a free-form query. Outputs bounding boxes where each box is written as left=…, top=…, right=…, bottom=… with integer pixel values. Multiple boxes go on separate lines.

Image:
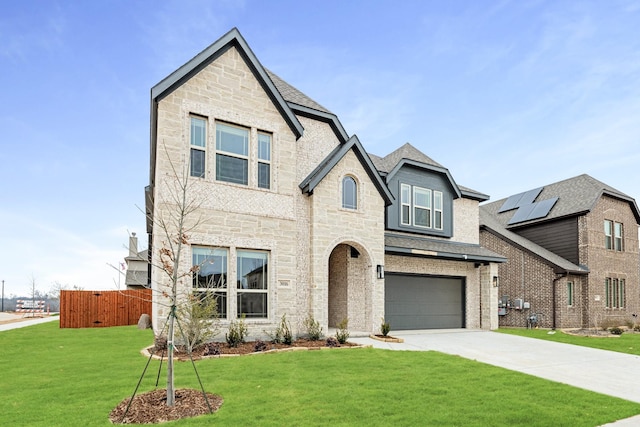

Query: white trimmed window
left=192, top=247, right=228, bottom=318
left=216, top=122, right=249, bottom=185
left=401, top=184, right=411, bottom=225
left=258, top=132, right=271, bottom=189
left=342, top=176, right=357, bottom=210
left=434, top=191, right=443, bottom=230
left=237, top=250, right=268, bottom=318
left=614, top=222, right=624, bottom=251
left=413, top=187, right=432, bottom=228
left=605, top=278, right=625, bottom=309
left=605, top=220, right=624, bottom=251
left=190, top=116, right=207, bottom=178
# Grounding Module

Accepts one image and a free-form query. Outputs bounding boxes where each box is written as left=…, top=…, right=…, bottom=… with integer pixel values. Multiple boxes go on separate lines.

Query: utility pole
left=1, top=280, right=4, bottom=312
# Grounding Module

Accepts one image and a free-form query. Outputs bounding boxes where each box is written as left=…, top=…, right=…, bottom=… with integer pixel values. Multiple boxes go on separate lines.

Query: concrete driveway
left=351, top=329, right=640, bottom=426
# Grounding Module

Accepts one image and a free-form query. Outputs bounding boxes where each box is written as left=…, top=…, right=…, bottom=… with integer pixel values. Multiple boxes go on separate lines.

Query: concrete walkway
left=350, top=329, right=640, bottom=426
left=0, top=312, right=58, bottom=331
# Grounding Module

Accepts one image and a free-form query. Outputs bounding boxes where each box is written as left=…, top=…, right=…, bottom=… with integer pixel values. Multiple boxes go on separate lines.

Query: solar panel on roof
left=498, top=187, right=543, bottom=213
left=528, top=197, right=558, bottom=221
left=508, top=197, right=558, bottom=225
left=508, top=203, right=536, bottom=224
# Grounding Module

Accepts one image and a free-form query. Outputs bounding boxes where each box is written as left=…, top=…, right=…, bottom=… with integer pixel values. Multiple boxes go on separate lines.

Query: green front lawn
left=1, top=321, right=639, bottom=426
left=498, top=328, right=640, bottom=355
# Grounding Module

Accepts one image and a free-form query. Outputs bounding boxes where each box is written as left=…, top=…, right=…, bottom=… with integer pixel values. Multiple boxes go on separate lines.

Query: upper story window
left=400, top=184, right=444, bottom=231
left=190, top=116, right=207, bottom=178
left=258, top=132, right=271, bottom=189
left=401, top=184, right=411, bottom=225
left=413, top=187, right=432, bottom=228
left=604, top=220, right=624, bottom=251
left=342, top=176, right=357, bottom=210
left=216, top=122, right=249, bottom=185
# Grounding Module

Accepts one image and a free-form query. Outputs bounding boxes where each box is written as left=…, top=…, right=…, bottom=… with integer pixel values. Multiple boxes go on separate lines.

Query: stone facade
left=149, top=29, right=500, bottom=339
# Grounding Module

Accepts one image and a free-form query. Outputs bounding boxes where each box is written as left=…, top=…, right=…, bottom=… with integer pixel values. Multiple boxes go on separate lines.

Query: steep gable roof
left=151, top=27, right=303, bottom=139
left=265, top=69, right=331, bottom=114
left=371, top=142, right=443, bottom=173
left=482, top=174, right=640, bottom=228
left=300, top=135, right=394, bottom=206
left=370, top=143, right=464, bottom=199
left=265, top=69, right=349, bottom=143
left=480, top=210, right=588, bottom=275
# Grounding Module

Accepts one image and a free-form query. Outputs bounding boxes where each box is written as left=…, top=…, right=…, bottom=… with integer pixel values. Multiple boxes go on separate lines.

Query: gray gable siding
left=386, top=165, right=454, bottom=237
left=515, top=217, right=580, bottom=265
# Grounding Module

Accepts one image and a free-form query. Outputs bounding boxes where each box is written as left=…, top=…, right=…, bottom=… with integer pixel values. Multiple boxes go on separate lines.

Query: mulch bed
left=111, top=338, right=360, bottom=423
left=109, top=388, right=223, bottom=424
left=149, top=338, right=358, bottom=360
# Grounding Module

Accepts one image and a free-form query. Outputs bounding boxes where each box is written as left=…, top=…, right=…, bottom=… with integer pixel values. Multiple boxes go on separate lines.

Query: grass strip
left=1, top=322, right=639, bottom=426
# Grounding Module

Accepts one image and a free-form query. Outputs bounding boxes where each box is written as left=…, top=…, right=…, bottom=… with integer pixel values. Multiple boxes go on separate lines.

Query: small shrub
left=303, top=314, right=323, bottom=341
left=610, top=327, right=624, bottom=335
left=633, top=325, right=640, bottom=332
left=226, top=316, right=248, bottom=348
left=266, top=314, right=293, bottom=345
left=335, top=318, right=350, bottom=344
left=380, top=318, right=391, bottom=337
left=203, top=342, right=221, bottom=356
left=326, top=337, right=339, bottom=347
left=154, top=335, right=168, bottom=352
left=254, top=340, right=268, bottom=352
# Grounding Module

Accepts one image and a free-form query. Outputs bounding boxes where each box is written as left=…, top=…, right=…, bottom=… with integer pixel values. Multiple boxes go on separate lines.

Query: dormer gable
left=300, top=135, right=393, bottom=206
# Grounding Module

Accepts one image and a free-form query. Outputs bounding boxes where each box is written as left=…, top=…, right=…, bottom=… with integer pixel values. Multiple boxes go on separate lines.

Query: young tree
left=150, top=145, right=209, bottom=406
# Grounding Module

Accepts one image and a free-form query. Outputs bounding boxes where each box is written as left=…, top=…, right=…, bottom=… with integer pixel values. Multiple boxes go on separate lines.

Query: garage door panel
left=385, top=274, right=464, bottom=330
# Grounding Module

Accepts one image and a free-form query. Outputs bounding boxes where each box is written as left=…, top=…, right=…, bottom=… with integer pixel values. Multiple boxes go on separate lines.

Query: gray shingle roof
left=266, top=69, right=332, bottom=114
left=481, top=174, right=640, bottom=228
left=371, top=143, right=443, bottom=173
left=385, top=232, right=506, bottom=263
left=480, top=210, right=588, bottom=274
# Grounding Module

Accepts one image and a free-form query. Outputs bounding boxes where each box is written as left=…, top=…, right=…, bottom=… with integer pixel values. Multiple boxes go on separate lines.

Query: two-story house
left=480, top=174, right=640, bottom=329
left=146, top=28, right=503, bottom=338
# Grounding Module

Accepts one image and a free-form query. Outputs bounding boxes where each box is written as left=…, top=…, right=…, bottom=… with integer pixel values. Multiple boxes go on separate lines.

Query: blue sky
left=2, top=0, right=639, bottom=297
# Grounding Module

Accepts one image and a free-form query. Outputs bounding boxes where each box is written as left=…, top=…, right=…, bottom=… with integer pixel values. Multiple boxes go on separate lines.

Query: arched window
left=342, top=176, right=357, bottom=210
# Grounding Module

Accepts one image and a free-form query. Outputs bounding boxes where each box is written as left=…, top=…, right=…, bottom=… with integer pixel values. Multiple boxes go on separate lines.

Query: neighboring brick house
left=480, top=174, right=640, bottom=329
left=146, top=28, right=503, bottom=337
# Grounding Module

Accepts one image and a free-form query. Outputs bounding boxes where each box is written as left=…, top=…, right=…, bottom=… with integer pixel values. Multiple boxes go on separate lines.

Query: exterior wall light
left=493, top=276, right=499, bottom=287
left=377, top=265, right=385, bottom=279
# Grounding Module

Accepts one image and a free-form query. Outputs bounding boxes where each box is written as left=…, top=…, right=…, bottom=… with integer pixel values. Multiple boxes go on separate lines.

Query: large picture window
left=190, top=116, right=207, bottom=178
left=192, top=247, right=228, bottom=318
left=237, top=250, right=268, bottom=318
left=216, top=122, right=249, bottom=185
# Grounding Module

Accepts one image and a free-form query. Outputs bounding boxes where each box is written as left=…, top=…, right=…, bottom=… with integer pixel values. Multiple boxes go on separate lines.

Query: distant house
left=146, top=28, right=504, bottom=337
left=124, top=233, right=149, bottom=290
left=480, top=174, right=640, bottom=329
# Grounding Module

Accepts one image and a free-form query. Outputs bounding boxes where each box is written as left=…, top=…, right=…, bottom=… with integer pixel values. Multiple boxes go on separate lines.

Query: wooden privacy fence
left=60, top=289, right=152, bottom=328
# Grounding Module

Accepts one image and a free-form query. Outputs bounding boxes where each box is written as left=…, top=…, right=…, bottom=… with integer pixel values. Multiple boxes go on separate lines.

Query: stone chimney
left=129, top=232, right=138, bottom=257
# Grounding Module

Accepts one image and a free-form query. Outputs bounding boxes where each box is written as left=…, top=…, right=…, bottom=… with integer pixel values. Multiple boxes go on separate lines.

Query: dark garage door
left=385, top=274, right=465, bottom=330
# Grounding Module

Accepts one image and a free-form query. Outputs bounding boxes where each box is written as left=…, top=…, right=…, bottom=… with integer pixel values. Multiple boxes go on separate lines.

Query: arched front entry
left=327, top=243, right=371, bottom=331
